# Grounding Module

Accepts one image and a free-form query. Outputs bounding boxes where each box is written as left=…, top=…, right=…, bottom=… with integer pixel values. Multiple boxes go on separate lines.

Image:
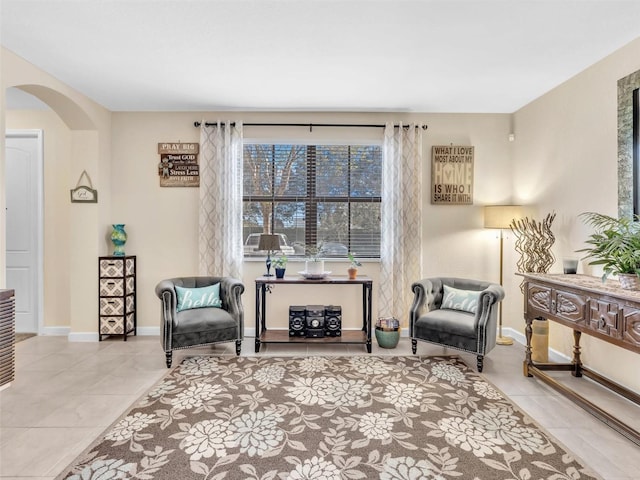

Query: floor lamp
left=484, top=205, right=524, bottom=346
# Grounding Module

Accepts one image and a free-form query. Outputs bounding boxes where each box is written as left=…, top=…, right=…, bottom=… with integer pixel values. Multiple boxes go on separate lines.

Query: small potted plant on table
left=347, top=252, right=361, bottom=279
left=273, top=253, right=288, bottom=279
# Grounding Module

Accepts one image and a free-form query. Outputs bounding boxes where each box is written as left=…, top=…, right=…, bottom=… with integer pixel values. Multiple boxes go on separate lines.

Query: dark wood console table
left=520, top=273, right=640, bottom=446
left=255, top=275, right=373, bottom=353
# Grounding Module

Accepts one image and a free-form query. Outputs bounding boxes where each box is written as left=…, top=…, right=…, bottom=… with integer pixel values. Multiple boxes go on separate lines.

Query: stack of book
left=376, top=317, right=399, bottom=331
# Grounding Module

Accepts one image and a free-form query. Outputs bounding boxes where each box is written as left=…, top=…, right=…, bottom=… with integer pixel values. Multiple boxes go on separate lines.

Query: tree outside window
left=243, top=143, right=382, bottom=258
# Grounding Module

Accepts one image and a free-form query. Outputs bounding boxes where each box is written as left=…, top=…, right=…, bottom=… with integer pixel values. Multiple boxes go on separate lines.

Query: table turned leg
left=254, top=283, right=262, bottom=353
left=523, top=316, right=534, bottom=377
left=572, top=329, right=582, bottom=377
left=363, top=282, right=373, bottom=353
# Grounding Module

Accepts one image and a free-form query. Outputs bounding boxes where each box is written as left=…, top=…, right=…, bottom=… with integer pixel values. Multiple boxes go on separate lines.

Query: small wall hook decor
left=70, top=170, right=98, bottom=203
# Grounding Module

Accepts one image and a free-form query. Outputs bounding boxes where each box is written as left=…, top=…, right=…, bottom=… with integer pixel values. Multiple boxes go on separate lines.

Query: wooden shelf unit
left=258, top=329, right=367, bottom=344
left=254, top=275, right=373, bottom=353
left=98, top=255, right=137, bottom=341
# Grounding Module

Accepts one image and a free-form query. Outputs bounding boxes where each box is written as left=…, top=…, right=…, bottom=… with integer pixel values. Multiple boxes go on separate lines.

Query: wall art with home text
left=431, top=145, right=474, bottom=205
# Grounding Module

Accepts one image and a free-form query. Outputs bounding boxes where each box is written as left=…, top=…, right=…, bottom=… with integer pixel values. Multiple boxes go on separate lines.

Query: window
left=242, top=143, right=382, bottom=258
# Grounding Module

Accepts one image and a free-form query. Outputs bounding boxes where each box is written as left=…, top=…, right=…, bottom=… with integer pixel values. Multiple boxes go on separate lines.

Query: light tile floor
left=0, top=335, right=638, bottom=479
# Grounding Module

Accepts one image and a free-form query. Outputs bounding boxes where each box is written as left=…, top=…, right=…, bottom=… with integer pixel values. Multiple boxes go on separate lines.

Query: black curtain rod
left=193, top=121, right=428, bottom=131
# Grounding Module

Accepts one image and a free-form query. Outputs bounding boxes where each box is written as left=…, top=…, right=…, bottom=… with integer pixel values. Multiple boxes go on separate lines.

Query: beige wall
left=2, top=55, right=515, bottom=338
left=1, top=47, right=112, bottom=336
left=513, top=37, right=640, bottom=392
left=111, top=112, right=513, bottom=334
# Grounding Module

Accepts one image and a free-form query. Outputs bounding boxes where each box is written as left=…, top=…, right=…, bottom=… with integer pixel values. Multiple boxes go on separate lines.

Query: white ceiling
left=2, top=0, right=640, bottom=113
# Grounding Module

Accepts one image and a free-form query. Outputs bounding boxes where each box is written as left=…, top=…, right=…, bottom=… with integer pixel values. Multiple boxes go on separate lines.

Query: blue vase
left=111, top=224, right=127, bottom=256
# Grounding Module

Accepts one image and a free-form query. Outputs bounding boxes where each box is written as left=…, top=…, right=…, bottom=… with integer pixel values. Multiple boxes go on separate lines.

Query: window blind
left=243, top=143, right=382, bottom=258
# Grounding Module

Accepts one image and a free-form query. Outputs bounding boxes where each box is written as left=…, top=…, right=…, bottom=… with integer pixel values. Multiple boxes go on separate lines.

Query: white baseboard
left=68, top=332, right=99, bottom=342
left=137, top=326, right=160, bottom=336
left=47, top=325, right=534, bottom=353
left=42, top=326, right=160, bottom=342
left=68, top=327, right=161, bottom=341
left=40, top=326, right=70, bottom=336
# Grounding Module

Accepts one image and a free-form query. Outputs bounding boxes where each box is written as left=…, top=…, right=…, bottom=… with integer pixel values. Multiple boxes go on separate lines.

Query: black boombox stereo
left=289, top=305, right=342, bottom=338
left=288, top=306, right=306, bottom=337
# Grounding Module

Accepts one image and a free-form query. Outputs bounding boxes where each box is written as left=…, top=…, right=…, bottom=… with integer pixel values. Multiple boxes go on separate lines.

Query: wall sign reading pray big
left=157, top=142, right=200, bottom=187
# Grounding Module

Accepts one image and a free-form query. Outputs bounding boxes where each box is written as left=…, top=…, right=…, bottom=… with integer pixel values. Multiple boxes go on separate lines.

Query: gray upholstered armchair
left=409, top=277, right=505, bottom=372
left=155, top=276, right=245, bottom=367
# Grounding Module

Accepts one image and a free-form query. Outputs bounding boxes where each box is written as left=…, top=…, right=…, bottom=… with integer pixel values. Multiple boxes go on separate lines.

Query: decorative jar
left=305, top=260, right=325, bottom=275
left=375, top=327, right=400, bottom=349
left=618, top=273, right=640, bottom=290
left=111, top=224, right=127, bottom=256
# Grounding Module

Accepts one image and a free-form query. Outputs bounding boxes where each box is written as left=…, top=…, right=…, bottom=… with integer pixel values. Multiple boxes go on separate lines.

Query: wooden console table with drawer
left=520, top=273, right=640, bottom=445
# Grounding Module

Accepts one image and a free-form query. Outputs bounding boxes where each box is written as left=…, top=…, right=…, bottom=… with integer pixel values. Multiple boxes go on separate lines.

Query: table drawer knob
left=599, top=316, right=606, bottom=329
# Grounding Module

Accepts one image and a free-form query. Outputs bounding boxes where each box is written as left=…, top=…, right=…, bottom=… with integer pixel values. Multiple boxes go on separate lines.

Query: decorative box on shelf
left=98, top=255, right=136, bottom=341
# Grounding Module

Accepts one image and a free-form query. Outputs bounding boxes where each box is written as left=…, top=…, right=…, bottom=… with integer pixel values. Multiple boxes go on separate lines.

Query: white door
left=5, top=130, right=43, bottom=333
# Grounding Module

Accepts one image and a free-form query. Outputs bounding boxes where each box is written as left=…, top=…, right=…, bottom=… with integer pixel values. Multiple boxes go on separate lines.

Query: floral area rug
left=56, top=355, right=600, bottom=480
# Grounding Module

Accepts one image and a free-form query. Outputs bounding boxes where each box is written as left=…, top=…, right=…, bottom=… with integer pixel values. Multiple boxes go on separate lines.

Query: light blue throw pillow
left=176, top=283, right=222, bottom=312
left=441, top=285, right=480, bottom=314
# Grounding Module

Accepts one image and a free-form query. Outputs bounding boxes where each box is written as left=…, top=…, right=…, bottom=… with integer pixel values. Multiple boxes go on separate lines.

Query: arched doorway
left=5, top=87, right=50, bottom=333
left=4, top=84, right=97, bottom=335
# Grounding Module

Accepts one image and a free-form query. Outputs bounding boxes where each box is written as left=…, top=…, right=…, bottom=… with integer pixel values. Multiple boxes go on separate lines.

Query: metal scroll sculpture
left=510, top=213, right=556, bottom=291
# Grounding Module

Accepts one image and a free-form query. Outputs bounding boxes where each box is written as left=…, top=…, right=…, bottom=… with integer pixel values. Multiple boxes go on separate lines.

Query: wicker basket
left=618, top=273, right=640, bottom=290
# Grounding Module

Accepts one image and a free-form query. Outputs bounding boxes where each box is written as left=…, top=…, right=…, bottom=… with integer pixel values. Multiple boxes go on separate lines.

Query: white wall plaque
left=70, top=170, right=98, bottom=203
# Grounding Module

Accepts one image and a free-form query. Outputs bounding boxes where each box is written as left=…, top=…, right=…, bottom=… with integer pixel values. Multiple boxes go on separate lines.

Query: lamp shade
left=258, top=233, right=281, bottom=251
left=484, top=205, right=524, bottom=229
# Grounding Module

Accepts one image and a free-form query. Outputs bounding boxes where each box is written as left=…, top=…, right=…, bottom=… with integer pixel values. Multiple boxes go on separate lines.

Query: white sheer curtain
left=199, top=121, right=243, bottom=278
left=380, top=122, right=424, bottom=324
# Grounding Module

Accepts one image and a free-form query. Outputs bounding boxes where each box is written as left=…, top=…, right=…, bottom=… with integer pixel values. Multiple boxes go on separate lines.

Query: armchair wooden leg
left=411, top=339, right=417, bottom=354
left=165, top=351, right=173, bottom=368
left=477, top=355, right=484, bottom=372
left=235, top=340, right=242, bottom=356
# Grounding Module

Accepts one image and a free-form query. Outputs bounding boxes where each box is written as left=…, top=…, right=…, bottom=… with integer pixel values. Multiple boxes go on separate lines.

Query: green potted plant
left=273, top=253, right=288, bottom=279
left=577, top=211, right=640, bottom=289
left=304, top=242, right=325, bottom=275
left=347, top=252, right=362, bottom=279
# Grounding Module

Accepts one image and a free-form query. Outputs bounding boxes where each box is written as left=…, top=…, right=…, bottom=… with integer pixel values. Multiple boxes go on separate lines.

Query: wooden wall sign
left=157, top=142, right=200, bottom=187
left=431, top=145, right=474, bottom=205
